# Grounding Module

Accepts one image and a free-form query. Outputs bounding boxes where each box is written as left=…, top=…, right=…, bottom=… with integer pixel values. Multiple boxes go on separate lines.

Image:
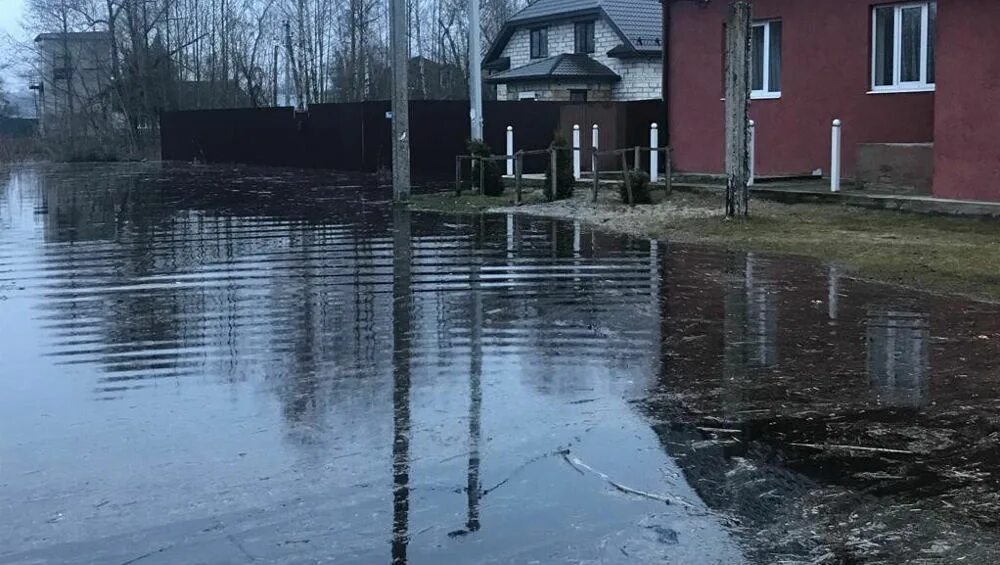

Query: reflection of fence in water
left=866, top=309, right=930, bottom=408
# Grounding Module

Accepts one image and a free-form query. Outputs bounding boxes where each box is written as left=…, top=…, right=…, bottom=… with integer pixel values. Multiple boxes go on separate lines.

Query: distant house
left=483, top=0, right=662, bottom=102
left=33, top=32, right=112, bottom=135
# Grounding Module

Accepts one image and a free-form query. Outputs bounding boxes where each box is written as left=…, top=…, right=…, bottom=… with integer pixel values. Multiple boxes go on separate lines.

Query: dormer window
left=530, top=27, right=548, bottom=59
left=575, top=21, right=595, bottom=54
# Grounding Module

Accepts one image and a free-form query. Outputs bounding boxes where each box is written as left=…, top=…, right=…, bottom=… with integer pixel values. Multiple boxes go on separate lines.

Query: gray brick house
left=483, top=0, right=662, bottom=102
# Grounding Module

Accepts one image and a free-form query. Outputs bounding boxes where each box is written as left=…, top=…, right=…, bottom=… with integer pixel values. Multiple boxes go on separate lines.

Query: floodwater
left=2, top=164, right=1000, bottom=564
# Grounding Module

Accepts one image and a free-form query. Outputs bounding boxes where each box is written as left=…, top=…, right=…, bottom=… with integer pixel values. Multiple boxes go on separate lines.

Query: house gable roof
left=485, top=53, right=621, bottom=84
left=484, top=0, right=662, bottom=62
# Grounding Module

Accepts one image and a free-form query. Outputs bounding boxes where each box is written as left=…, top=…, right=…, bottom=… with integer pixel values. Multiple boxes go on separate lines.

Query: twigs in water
left=561, top=453, right=696, bottom=509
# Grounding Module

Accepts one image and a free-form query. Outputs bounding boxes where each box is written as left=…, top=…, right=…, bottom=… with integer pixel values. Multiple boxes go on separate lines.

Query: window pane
left=751, top=24, right=765, bottom=91
left=900, top=6, right=922, bottom=82
left=927, top=3, right=936, bottom=83
left=768, top=21, right=782, bottom=92
left=541, top=28, right=548, bottom=57
left=874, top=7, right=895, bottom=86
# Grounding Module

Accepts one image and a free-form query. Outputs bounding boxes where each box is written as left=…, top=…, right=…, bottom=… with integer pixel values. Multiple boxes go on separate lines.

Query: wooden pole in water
left=389, top=0, right=411, bottom=203
left=724, top=0, right=751, bottom=218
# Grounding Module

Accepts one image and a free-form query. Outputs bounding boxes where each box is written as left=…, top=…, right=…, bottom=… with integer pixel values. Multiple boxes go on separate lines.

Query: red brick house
left=664, top=0, right=1000, bottom=201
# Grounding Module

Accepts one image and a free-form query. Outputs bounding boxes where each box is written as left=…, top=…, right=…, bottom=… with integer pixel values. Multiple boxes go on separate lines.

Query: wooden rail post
left=634, top=146, right=641, bottom=171
left=591, top=148, right=599, bottom=203
left=620, top=151, right=634, bottom=206
left=455, top=156, right=463, bottom=195
left=724, top=0, right=752, bottom=218
left=548, top=147, right=557, bottom=202
left=665, top=148, right=673, bottom=194
left=514, top=151, right=523, bottom=205
left=478, top=156, right=485, bottom=194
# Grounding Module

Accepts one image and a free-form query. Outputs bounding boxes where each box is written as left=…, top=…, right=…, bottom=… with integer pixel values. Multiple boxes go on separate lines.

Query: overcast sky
left=0, top=0, right=25, bottom=40
left=1, top=0, right=28, bottom=96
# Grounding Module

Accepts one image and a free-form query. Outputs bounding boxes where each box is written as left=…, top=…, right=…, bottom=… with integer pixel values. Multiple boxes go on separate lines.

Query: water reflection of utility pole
left=866, top=309, right=930, bottom=408
left=466, top=251, right=483, bottom=534
left=391, top=206, right=412, bottom=565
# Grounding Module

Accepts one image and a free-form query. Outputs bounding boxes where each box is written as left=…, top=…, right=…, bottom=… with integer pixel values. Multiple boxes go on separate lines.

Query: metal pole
left=831, top=119, right=842, bottom=193
left=390, top=0, right=411, bottom=202
left=572, top=125, right=581, bottom=180
left=469, top=0, right=483, bottom=140
left=650, top=123, right=659, bottom=182
left=506, top=126, right=514, bottom=176
left=748, top=119, right=755, bottom=186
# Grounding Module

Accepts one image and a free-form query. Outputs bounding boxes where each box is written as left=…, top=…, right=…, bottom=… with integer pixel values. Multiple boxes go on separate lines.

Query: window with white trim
left=872, top=2, right=936, bottom=92
left=751, top=20, right=782, bottom=99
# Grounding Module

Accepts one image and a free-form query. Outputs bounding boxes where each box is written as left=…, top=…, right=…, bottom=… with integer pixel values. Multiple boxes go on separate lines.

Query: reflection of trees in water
left=866, top=309, right=930, bottom=408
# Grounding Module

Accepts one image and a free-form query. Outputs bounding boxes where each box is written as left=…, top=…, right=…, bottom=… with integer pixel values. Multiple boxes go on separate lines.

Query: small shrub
left=467, top=139, right=505, bottom=196
left=620, top=168, right=653, bottom=204
left=544, top=133, right=574, bottom=201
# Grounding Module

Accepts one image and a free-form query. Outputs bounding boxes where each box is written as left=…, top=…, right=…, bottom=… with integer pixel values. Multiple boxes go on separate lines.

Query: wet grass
left=417, top=188, right=1000, bottom=302
left=410, top=190, right=546, bottom=214
left=666, top=196, right=1000, bottom=301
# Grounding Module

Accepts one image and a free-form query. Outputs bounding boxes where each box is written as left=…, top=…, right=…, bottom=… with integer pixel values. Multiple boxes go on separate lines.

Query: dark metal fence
left=160, top=99, right=663, bottom=177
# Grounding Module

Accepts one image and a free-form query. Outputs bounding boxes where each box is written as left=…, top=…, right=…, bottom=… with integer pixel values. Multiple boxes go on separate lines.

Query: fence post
left=455, top=156, right=462, bottom=195
left=633, top=146, right=640, bottom=171
left=549, top=147, right=558, bottom=202
left=515, top=150, right=523, bottom=205
left=506, top=126, right=514, bottom=176
left=620, top=151, right=634, bottom=206
left=572, top=124, right=581, bottom=180
left=665, top=148, right=673, bottom=193
left=831, top=119, right=842, bottom=193
left=748, top=119, right=756, bottom=187
left=479, top=156, right=485, bottom=193
left=650, top=123, right=659, bottom=183
left=592, top=124, right=599, bottom=155
left=591, top=148, right=599, bottom=203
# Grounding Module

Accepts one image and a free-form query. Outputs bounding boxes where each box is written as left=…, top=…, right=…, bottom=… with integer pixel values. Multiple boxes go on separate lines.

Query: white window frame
left=870, top=2, right=936, bottom=94
left=751, top=20, right=781, bottom=100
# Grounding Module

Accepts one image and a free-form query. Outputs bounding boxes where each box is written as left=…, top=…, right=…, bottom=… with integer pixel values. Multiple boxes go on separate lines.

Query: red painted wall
left=668, top=0, right=935, bottom=177
left=932, top=0, right=1000, bottom=201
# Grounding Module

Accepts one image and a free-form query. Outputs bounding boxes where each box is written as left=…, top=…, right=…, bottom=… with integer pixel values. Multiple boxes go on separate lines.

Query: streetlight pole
left=469, top=0, right=483, bottom=140
left=390, top=0, right=411, bottom=202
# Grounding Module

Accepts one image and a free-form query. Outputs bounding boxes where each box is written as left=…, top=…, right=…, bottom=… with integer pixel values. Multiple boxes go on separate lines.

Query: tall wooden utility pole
left=390, top=0, right=411, bottom=201
left=469, top=0, right=483, bottom=140
left=724, top=0, right=752, bottom=219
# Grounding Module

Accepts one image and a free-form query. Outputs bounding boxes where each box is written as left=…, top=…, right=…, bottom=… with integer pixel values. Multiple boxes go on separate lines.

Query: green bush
left=467, top=139, right=505, bottom=196
left=620, top=168, right=653, bottom=204
left=544, top=133, right=574, bottom=201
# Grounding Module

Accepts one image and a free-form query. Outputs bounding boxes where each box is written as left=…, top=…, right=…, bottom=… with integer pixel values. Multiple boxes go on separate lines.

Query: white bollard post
left=572, top=125, right=581, bottom=180
left=506, top=125, right=514, bottom=176
left=649, top=123, right=659, bottom=183
left=831, top=119, right=842, bottom=193
left=748, top=119, right=755, bottom=186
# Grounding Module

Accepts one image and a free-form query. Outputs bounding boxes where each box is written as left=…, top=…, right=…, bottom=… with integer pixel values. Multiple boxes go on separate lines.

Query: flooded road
left=2, top=163, right=1000, bottom=564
